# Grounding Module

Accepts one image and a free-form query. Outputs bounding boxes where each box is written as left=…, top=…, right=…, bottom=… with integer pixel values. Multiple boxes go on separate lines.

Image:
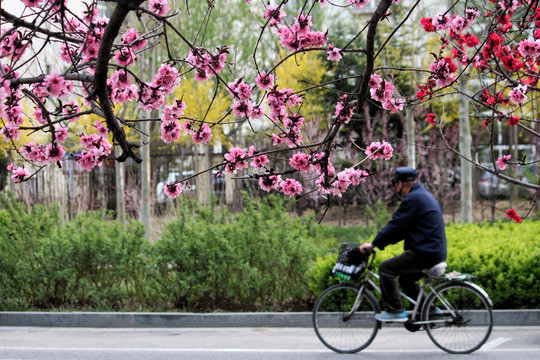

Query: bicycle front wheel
left=312, top=283, right=380, bottom=353
left=423, top=281, right=493, bottom=354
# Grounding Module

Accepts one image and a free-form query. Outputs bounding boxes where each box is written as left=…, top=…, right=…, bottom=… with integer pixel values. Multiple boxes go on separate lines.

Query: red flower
left=464, top=34, right=479, bottom=47
left=507, top=116, right=520, bottom=126
left=426, top=113, right=436, bottom=125
left=421, top=17, right=435, bottom=32
left=444, top=57, right=458, bottom=73
left=506, top=209, right=522, bottom=223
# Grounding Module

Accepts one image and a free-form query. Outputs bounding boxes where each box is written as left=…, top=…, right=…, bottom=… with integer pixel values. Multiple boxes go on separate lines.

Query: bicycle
left=312, top=242, right=494, bottom=354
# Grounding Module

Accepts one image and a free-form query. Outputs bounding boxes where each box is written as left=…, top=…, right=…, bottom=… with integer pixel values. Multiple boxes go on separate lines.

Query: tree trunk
left=459, top=77, right=473, bottom=223
left=115, top=146, right=126, bottom=224
left=195, top=143, right=212, bottom=207
left=406, top=109, right=416, bottom=168
left=140, top=52, right=154, bottom=239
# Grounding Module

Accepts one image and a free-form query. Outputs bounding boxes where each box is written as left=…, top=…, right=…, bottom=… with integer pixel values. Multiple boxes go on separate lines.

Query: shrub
left=151, top=195, right=333, bottom=311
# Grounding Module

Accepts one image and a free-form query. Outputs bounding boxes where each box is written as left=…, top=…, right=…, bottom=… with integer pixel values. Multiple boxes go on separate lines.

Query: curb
left=1, top=310, right=539, bottom=328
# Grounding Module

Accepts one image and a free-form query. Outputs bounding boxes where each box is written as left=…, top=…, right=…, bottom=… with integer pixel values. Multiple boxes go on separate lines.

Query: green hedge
left=149, top=196, right=333, bottom=311
left=0, top=193, right=538, bottom=311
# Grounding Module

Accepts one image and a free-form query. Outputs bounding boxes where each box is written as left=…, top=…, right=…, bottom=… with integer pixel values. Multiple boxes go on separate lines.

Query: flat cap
left=393, top=167, right=417, bottom=182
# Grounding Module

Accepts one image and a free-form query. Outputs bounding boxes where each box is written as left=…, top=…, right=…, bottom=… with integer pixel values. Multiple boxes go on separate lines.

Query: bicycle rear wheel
left=423, top=281, right=493, bottom=354
left=312, top=283, right=380, bottom=353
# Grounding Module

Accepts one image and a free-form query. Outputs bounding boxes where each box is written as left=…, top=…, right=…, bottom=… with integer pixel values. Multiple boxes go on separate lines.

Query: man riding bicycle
left=360, top=167, right=447, bottom=322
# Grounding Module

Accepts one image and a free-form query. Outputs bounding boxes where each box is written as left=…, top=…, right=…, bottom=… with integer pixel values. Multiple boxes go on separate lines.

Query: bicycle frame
left=353, top=251, right=458, bottom=326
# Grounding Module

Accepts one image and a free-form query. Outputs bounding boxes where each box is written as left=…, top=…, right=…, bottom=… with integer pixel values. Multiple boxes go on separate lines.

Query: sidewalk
left=1, top=310, right=538, bottom=328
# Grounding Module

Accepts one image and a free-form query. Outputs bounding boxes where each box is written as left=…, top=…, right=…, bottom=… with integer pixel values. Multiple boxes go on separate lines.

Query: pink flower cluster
left=109, top=69, right=138, bottom=104
left=317, top=167, right=370, bottom=197
left=496, top=154, right=511, bottom=170
left=365, top=140, right=394, bottom=160
left=140, top=63, right=180, bottom=110
left=429, top=57, right=458, bottom=88
left=368, top=74, right=404, bottom=113
left=517, top=39, right=540, bottom=58
left=160, top=99, right=187, bottom=143
left=0, top=79, right=23, bottom=142
left=164, top=182, right=185, bottom=198
left=272, top=14, right=327, bottom=52
left=509, top=84, right=528, bottom=104
left=348, top=0, right=373, bottom=9
left=327, top=43, right=342, bottom=61
left=424, top=7, right=478, bottom=33
left=75, top=133, right=112, bottom=171
left=267, top=88, right=304, bottom=147
left=149, top=0, right=170, bottom=16
left=20, top=141, right=66, bottom=165
left=33, top=71, right=74, bottom=99
left=334, top=94, right=354, bottom=124
left=7, top=164, right=30, bottom=183
left=0, top=30, right=29, bottom=60
left=186, top=47, right=228, bottom=82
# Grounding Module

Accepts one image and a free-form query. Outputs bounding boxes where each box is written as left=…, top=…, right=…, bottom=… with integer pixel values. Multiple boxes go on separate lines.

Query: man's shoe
left=375, top=310, right=408, bottom=322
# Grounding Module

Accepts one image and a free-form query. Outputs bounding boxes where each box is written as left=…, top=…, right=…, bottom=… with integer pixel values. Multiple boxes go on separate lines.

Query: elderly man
left=360, top=167, right=447, bottom=322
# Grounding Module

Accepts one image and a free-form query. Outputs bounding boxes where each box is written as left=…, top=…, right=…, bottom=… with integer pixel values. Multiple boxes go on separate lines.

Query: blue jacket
left=372, top=183, right=447, bottom=261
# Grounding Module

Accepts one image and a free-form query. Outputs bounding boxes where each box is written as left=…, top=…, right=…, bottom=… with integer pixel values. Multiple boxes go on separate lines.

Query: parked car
left=478, top=170, right=509, bottom=199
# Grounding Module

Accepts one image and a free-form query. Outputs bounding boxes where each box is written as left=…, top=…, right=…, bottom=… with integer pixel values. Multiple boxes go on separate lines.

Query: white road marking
left=0, top=346, right=539, bottom=353
left=482, top=337, right=513, bottom=349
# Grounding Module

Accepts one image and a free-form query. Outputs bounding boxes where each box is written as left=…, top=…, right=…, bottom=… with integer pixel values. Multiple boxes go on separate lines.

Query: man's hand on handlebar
left=360, top=243, right=374, bottom=253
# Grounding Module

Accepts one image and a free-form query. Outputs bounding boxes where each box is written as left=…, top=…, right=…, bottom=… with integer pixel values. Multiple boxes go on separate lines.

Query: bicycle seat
left=423, top=262, right=447, bottom=278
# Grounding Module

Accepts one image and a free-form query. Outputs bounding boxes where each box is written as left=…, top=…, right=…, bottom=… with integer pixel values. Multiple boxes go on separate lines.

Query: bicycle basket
left=332, top=246, right=368, bottom=281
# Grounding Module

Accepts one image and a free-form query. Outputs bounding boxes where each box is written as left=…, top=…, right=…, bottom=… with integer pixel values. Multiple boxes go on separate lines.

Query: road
left=0, top=326, right=538, bottom=359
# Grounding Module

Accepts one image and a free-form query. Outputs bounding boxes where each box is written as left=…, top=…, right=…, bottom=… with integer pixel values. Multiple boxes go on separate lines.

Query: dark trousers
left=378, top=250, right=442, bottom=313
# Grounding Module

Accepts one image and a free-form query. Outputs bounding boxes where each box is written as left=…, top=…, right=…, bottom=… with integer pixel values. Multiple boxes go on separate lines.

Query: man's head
left=391, top=167, right=416, bottom=196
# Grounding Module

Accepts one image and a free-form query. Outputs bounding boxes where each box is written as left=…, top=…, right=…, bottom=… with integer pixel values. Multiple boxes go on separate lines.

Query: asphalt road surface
left=0, top=326, right=538, bottom=359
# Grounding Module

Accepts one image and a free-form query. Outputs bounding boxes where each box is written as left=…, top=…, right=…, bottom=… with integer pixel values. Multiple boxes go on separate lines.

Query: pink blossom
left=9, top=165, right=30, bottom=183
left=509, top=84, right=528, bottom=104
left=44, top=71, right=73, bottom=98
left=153, top=63, right=180, bottom=92
left=264, top=5, right=286, bottom=26
left=259, top=175, right=282, bottom=192
left=164, top=182, right=184, bottom=198
left=224, top=147, right=249, bottom=174
left=149, top=0, right=170, bottom=16
left=54, top=126, right=69, bottom=143
left=433, top=13, right=451, bottom=31
left=94, top=121, right=109, bottom=137
left=192, top=123, right=212, bottom=144
left=232, top=100, right=254, bottom=118
left=251, top=155, right=269, bottom=169
left=121, top=28, right=147, bottom=50
left=280, top=178, right=303, bottom=197
left=517, top=39, right=540, bottom=58
left=45, top=143, right=66, bottom=162
left=365, top=141, right=394, bottom=160
left=255, top=72, right=275, bottom=91
left=327, top=44, right=342, bottom=61
left=160, top=120, right=182, bottom=143
left=1, top=121, right=20, bottom=142
left=496, top=154, right=511, bottom=170
left=382, top=97, right=405, bottom=113
left=368, top=74, right=383, bottom=89
left=113, top=47, right=136, bottom=66
left=348, top=0, right=372, bottom=9
left=250, top=105, right=264, bottom=120
left=21, top=0, right=45, bottom=7
left=289, top=153, right=311, bottom=171
left=111, top=84, right=138, bottom=103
